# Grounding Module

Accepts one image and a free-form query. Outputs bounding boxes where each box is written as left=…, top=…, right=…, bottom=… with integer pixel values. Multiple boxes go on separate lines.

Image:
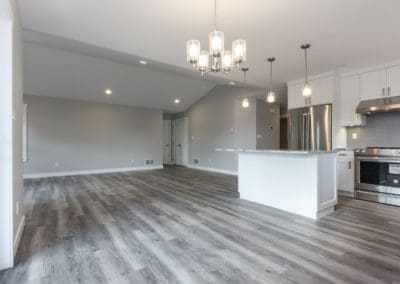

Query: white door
left=360, top=69, right=387, bottom=101
left=172, top=118, right=188, bottom=166
left=386, top=65, right=400, bottom=97
left=163, top=120, right=171, bottom=165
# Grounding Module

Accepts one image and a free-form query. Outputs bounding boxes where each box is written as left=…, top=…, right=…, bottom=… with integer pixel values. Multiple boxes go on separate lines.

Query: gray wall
left=256, top=100, right=280, bottom=149
left=24, top=95, right=163, bottom=175
left=347, top=112, right=400, bottom=149
left=186, top=85, right=260, bottom=172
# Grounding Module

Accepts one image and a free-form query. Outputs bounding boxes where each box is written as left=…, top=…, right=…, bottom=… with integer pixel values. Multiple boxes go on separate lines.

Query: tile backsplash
left=347, top=112, right=400, bottom=149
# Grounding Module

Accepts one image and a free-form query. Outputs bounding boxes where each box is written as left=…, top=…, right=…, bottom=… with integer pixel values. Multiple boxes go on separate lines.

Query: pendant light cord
left=214, top=0, right=218, bottom=30
left=304, top=48, right=308, bottom=83
left=269, top=61, right=273, bottom=91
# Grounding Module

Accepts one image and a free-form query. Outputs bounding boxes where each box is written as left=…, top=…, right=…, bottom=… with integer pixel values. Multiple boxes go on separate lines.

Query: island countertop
left=215, top=148, right=337, bottom=155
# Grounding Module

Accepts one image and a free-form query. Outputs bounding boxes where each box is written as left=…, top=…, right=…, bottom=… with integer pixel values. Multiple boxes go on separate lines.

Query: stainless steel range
left=355, top=147, right=400, bottom=206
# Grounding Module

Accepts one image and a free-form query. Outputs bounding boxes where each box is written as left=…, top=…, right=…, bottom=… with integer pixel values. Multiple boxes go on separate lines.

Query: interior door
left=163, top=120, right=171, bottom=165
left=172, top=118, right=188, bottom=166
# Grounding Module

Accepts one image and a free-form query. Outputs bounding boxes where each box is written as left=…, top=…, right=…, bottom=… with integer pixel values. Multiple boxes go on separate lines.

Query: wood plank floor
left=1, top=166, right=400, bottom=283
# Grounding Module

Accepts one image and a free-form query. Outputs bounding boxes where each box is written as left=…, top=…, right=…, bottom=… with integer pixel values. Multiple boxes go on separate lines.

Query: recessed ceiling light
left=174, top=99, right=180, bottom=104
left=105, top=89, right=112, bottom=95
left=229, top=82, right=235, bottom=85
left=139, top=60, right=147, bottom=65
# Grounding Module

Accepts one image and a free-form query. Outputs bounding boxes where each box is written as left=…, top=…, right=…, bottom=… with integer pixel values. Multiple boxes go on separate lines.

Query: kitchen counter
left=216, top=148, right=336, bottom=155
left=238, top=150, right=337, bottom=219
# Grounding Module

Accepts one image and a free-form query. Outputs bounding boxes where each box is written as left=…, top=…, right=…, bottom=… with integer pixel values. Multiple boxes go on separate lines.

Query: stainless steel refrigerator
left=288, top=104, right=332, bottom=151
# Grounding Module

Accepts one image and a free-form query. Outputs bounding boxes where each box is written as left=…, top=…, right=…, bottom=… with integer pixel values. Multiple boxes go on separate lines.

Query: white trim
left=340, top=59, right=400, bottom=77
left=23, top=165, right=163, bottom=179
left=287, top=71, right=334, bottom=86
left=188, top=165, right=238, bottom=176
left=13, top=215, right=25, bottom=257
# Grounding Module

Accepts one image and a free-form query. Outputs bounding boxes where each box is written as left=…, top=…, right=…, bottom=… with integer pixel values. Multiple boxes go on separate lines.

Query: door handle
left=165, top=144, right=169, bottom=147
left=382, top=87, right=385, bottom=96
left=177, top=144, right=182, bottom=147
left=348, top=161, right=352, bottom=170
left=388, top=86, right=391, bottom=97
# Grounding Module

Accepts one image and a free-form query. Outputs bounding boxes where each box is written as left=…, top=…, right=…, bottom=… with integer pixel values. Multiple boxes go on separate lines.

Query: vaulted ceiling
left=18, top=0, right=400, bottom=111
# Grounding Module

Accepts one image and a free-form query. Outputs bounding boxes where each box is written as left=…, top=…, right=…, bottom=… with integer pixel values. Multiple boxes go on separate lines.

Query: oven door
left=355, top=156, right=400, bottom=195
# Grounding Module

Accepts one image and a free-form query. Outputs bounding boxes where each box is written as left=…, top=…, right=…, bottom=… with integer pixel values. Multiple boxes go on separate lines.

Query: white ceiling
left=18, top=0, right=400, bottom=109
left=23, top=41, right=219, bottom=112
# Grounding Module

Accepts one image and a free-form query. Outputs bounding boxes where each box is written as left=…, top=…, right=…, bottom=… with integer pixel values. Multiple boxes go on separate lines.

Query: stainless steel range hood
left=356, top=96, right=400, bottom=114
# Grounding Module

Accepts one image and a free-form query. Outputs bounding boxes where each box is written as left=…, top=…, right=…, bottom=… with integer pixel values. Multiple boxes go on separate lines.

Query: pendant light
left=266, top=57, right=276, bottom=103
left=301, top=43, right=312, bottom=97
left=241, top=67, right=250, bottom=108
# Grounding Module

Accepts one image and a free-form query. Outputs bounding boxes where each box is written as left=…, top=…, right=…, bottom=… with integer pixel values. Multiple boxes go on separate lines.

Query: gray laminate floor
left=1, top=166, right=400, bottom=283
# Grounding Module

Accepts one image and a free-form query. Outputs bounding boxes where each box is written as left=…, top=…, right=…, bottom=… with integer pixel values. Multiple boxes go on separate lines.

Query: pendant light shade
left=241, top=67, right=250, bottom=108
left=266, top=57, right=276, bottom=103
left=186, top=40, right=200, bottom=64
left=301, top=44, right=312, bottom=97
left=241, top=97, right=250, bottom=108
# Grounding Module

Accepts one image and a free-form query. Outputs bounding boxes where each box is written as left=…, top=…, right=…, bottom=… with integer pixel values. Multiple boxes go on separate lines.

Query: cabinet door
left=311, top=76, right=333, bottom=106
left=386, top=66, right=400, bottom=97
left=360, top=69, right=386, bottom=101
left=288, top=82, right=308, bottom=110
left=337, top=159, right=349, bottom=191
left=340, top=75, right=366, bottom=126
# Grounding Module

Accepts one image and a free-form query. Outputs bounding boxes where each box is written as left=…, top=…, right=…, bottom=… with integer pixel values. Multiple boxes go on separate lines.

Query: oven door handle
left=356, top=156, right=400, bottom=163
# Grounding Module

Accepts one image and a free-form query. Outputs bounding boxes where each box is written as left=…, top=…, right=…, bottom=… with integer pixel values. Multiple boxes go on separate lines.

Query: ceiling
left=18, top=0, right=400, bottom=109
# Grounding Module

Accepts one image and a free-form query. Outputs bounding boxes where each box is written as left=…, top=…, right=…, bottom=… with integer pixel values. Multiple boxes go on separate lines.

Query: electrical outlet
left=352, top=132, right=358, bottom=140
left=54, top=161, right=59, bottom=167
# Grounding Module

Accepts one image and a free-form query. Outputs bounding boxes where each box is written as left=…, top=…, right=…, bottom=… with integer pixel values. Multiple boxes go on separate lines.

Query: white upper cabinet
left=386, top=65, right=400, bottom=97
left=287, top=75, right=333, bottom=110
left=360, top=69, right=387, bottom=101
left=311, top=76, right=333, bottom=106
left=340, top=75, right=366, bottom=126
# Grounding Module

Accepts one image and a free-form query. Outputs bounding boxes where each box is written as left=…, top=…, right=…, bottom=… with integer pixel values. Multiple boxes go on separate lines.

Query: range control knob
left=361, top=149, right=366, bottom=153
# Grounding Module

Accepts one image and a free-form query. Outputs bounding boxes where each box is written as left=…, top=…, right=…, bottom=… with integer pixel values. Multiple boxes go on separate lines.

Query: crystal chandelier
left=186, top=0, right=247, bottom=75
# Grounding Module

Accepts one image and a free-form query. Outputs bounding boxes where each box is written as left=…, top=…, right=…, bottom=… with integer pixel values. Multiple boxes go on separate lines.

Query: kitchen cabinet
left=360, top=69, right=386, bottom=101
left=337, top=150, right=354, bottom=197
left=287, top=76, right=333, bottom=110
left=386, top=65, right=400, bottom=97
left=340, top=75, right=366, bottom=126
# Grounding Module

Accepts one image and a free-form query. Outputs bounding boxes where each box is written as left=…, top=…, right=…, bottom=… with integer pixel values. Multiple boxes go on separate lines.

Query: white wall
left=0, top=0, right=24, bottom=269
left=23, top=95, right=163, bottom=177
left=186, top=86, right=260, bottom=173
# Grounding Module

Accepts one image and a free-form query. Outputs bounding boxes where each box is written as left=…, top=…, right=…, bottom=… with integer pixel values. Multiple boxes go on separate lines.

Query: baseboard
left=23, top=165, right=164, bottom=179
left=188, top=165, right=238, bottom=176
left=13, top=215, right=25, bottom=257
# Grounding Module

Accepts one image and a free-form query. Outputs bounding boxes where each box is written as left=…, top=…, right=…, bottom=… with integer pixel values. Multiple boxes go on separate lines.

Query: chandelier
left=186, top=0, right=247, bottom=75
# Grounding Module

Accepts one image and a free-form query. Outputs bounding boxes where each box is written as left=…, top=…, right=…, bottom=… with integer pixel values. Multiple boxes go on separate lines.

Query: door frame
left=172, top=117, right=188, bottom=166
left=162, top=120, right=172, bottom=165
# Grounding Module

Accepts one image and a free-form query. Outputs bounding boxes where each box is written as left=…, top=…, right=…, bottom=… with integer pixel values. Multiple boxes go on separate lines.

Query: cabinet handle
left=348, top=161, right=352, bottom=170
left=388, top=86, right=391, bottom=97
left=382, top=88, right=385, bottom=96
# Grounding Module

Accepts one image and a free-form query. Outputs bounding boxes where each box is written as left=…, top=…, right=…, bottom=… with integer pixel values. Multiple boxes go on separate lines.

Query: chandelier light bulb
left=303, top=83, right=312, bottom=97
left=222, top=51, right=233, bottom=71
left=186, top=40, right=200, bottom=64
left=232, top=39, right=247, bottom=64
left=209, top=30, right=224, bottom=57
left=266, top=91, right=276, bottom=103
left=197, top=51, right=210, bottom=72
left=242, top=98, right=250, bottom=108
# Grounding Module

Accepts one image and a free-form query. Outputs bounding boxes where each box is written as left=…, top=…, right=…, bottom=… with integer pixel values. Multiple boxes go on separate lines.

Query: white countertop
left=215, top=148, right=336, bottom=155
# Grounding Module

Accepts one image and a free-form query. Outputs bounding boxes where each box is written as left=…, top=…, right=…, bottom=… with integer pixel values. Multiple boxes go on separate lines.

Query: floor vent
left=193, top=159, right=199, bottom=164
left=145, top=159, right=154, bottom=165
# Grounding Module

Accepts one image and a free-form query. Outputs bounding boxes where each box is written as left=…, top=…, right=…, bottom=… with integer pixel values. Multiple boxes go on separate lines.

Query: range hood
left=356, top=96, right=400, bottom=114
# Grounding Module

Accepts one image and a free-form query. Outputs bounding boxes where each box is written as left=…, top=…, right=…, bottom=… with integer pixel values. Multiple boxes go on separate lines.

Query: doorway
left=172, top=117, right=188, bottom=166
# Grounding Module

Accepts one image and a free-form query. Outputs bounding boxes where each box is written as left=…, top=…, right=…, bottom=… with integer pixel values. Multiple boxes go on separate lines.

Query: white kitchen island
left=238, top=150, right=337, bottom=219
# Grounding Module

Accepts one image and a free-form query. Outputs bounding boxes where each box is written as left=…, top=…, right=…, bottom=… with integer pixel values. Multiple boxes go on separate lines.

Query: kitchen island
left=238, top=150, right=337, bottom=219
